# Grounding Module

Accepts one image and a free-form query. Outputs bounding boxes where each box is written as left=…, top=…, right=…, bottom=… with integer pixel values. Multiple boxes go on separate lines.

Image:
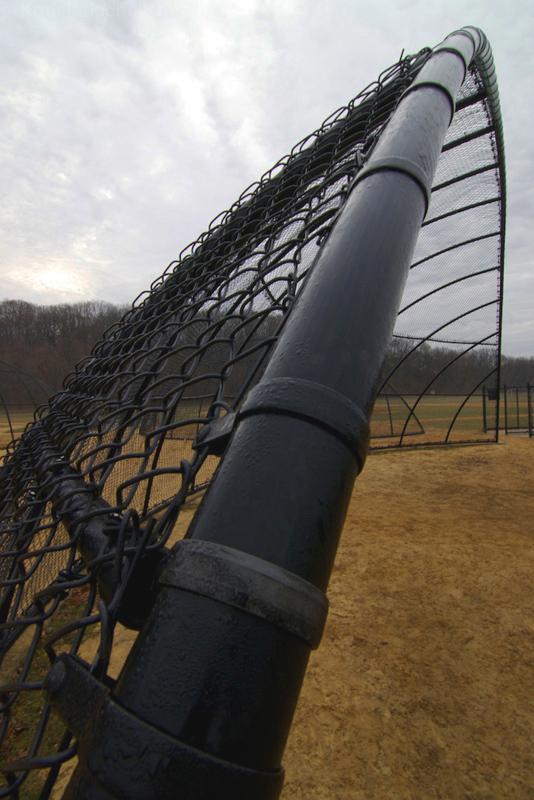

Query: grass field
left=371, top=392, right=532, bottom=444
left=371, top=394, right=496, bottom=446
left=4, top=392, right=528, bottom=463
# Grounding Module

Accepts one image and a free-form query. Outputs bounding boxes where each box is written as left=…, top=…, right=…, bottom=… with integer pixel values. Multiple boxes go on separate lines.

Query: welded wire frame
left=0, top=34, right=505, bottom=798
left=371, top=60, right=505, bottom=447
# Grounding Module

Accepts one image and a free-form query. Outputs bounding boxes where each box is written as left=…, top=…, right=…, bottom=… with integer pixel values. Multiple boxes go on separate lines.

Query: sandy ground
left=281, top=437, right=534, bottom=799
left=3, top=435, right=534, bottom=798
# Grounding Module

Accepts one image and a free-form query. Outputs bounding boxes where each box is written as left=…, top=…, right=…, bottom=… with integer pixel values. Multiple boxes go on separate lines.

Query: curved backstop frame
left=0, top=27, right=505, bottom=800
left=371, top=32, right=505, bottom=448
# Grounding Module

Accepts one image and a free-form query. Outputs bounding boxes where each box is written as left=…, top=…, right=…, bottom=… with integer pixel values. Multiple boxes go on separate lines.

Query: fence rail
left=0, top=26, right=506, bottom=800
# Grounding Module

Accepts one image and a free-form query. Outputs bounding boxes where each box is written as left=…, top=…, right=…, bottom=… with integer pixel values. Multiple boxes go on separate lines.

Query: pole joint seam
left=239, top=377, right=370, bottom=470
left=194, top=377, right=370, bottom=470
left=351, top=155, right=432, bottom=212
left=401, top=79, right=457, bottom=123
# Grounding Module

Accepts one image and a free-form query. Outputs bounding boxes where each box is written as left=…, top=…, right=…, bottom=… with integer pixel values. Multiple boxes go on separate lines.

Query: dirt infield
left=56, top=437, right=534, bottom=798
left=281, top=437, right=534, bottom=799
left=2, top=434, right=533, bottom=797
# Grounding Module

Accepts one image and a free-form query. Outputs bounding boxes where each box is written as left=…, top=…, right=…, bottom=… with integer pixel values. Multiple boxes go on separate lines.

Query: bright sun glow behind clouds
left=11, top=262, right=94, bottom=303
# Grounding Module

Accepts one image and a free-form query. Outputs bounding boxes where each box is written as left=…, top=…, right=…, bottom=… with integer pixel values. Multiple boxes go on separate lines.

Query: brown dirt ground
left=3, top=434, right=534, bottom=798
left=281, top=436, right=534, bottom=799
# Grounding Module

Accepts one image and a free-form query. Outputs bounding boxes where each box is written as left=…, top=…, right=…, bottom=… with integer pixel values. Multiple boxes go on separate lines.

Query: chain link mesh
left=0, top=39, right=505, bottom=798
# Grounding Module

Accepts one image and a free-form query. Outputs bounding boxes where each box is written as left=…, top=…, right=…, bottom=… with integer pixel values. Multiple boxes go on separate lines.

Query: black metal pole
left=386, top=394, right=394, bottom=436
left=46, top=27, right=491, bottom=800
left=528, top=384, right=532, bottom=438
left=529, top=384, right=533, bottom=437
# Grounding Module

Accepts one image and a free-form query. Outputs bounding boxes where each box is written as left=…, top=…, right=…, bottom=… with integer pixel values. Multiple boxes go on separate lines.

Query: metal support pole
left=386, top=394, right=394, bottom=436
left=528, top=383, right=532, bottom=437
left=46, top=27, right=489, bottom=800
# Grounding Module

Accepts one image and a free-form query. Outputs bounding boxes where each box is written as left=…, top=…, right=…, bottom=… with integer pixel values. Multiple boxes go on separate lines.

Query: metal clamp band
left=433, top=43, right=469, bottom=73
left=45, top=654, right=285, bottom=800
left=402, top=79, right=457, bottom=123
left=401, top=45, right=473, bottom=124
left=351, top=155, right=432, bottom=214
left=434, top=27, right=479, bottom=71
left=160, top=539, right=329, bottom=649
left=238, top=377, right=370, bottom=470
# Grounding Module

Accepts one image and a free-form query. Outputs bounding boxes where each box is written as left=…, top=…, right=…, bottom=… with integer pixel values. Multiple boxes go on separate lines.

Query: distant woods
left=499, top=355, right=534, bottom=386
left=0, top=299, right=128, bottom=399
left=0, top=299, right=532, bottom=408
left=381, top=337, right=534, bottom=396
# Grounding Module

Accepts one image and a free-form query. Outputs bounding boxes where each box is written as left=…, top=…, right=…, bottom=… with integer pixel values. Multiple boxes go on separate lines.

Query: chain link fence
left=0, top=29, right=505, bottom=799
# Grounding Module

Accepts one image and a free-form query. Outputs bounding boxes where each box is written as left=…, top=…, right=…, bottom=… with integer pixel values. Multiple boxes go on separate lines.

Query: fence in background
left=483, top=384, right=533, bottom=437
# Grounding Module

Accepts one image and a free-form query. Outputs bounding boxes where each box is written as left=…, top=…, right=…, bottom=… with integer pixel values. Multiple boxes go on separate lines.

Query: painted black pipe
left=46, top=27, right=495, bottom=800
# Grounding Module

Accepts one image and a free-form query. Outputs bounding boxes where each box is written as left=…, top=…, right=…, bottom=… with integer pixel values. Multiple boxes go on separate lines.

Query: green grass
left=371, top=393, right=532, bottom=436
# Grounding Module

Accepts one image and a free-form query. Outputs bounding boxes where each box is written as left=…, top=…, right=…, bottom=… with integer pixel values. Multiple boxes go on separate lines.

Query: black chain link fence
left=0, top=33, right=505, bottom=798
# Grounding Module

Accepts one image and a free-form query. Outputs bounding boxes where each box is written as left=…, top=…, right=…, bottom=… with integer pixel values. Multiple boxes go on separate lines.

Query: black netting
left=373, top=60, right=504, bottom=446
left=0, top=34, right=505, bottom=798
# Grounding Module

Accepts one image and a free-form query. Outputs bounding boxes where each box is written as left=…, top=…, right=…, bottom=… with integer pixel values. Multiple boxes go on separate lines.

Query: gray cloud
left=0, top=0, right=532, bottom=355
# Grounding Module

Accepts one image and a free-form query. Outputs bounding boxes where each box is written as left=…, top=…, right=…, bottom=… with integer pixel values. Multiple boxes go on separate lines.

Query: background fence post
left=528, top=383, right=532, bottom=437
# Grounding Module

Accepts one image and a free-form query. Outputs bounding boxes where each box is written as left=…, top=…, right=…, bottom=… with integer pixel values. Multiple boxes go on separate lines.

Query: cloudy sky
left=1, top=0, right=532, bottom=356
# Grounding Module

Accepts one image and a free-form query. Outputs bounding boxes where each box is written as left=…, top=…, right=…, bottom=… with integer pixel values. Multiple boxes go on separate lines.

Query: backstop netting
left=0, top=28, right=505, bottom=798
left=371, top=60, right=505, bottom=446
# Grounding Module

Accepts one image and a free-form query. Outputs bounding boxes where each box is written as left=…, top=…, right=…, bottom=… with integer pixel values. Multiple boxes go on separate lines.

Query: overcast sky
left=1, top=0, right=532, bottom=356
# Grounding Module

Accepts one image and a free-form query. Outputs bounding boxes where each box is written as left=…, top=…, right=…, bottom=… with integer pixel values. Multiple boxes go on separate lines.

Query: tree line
left=0, top=299, right=128, bottom=403
left=0, top=299, right=532, bottom=406
left=381, top=337, right=534, bottom=396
